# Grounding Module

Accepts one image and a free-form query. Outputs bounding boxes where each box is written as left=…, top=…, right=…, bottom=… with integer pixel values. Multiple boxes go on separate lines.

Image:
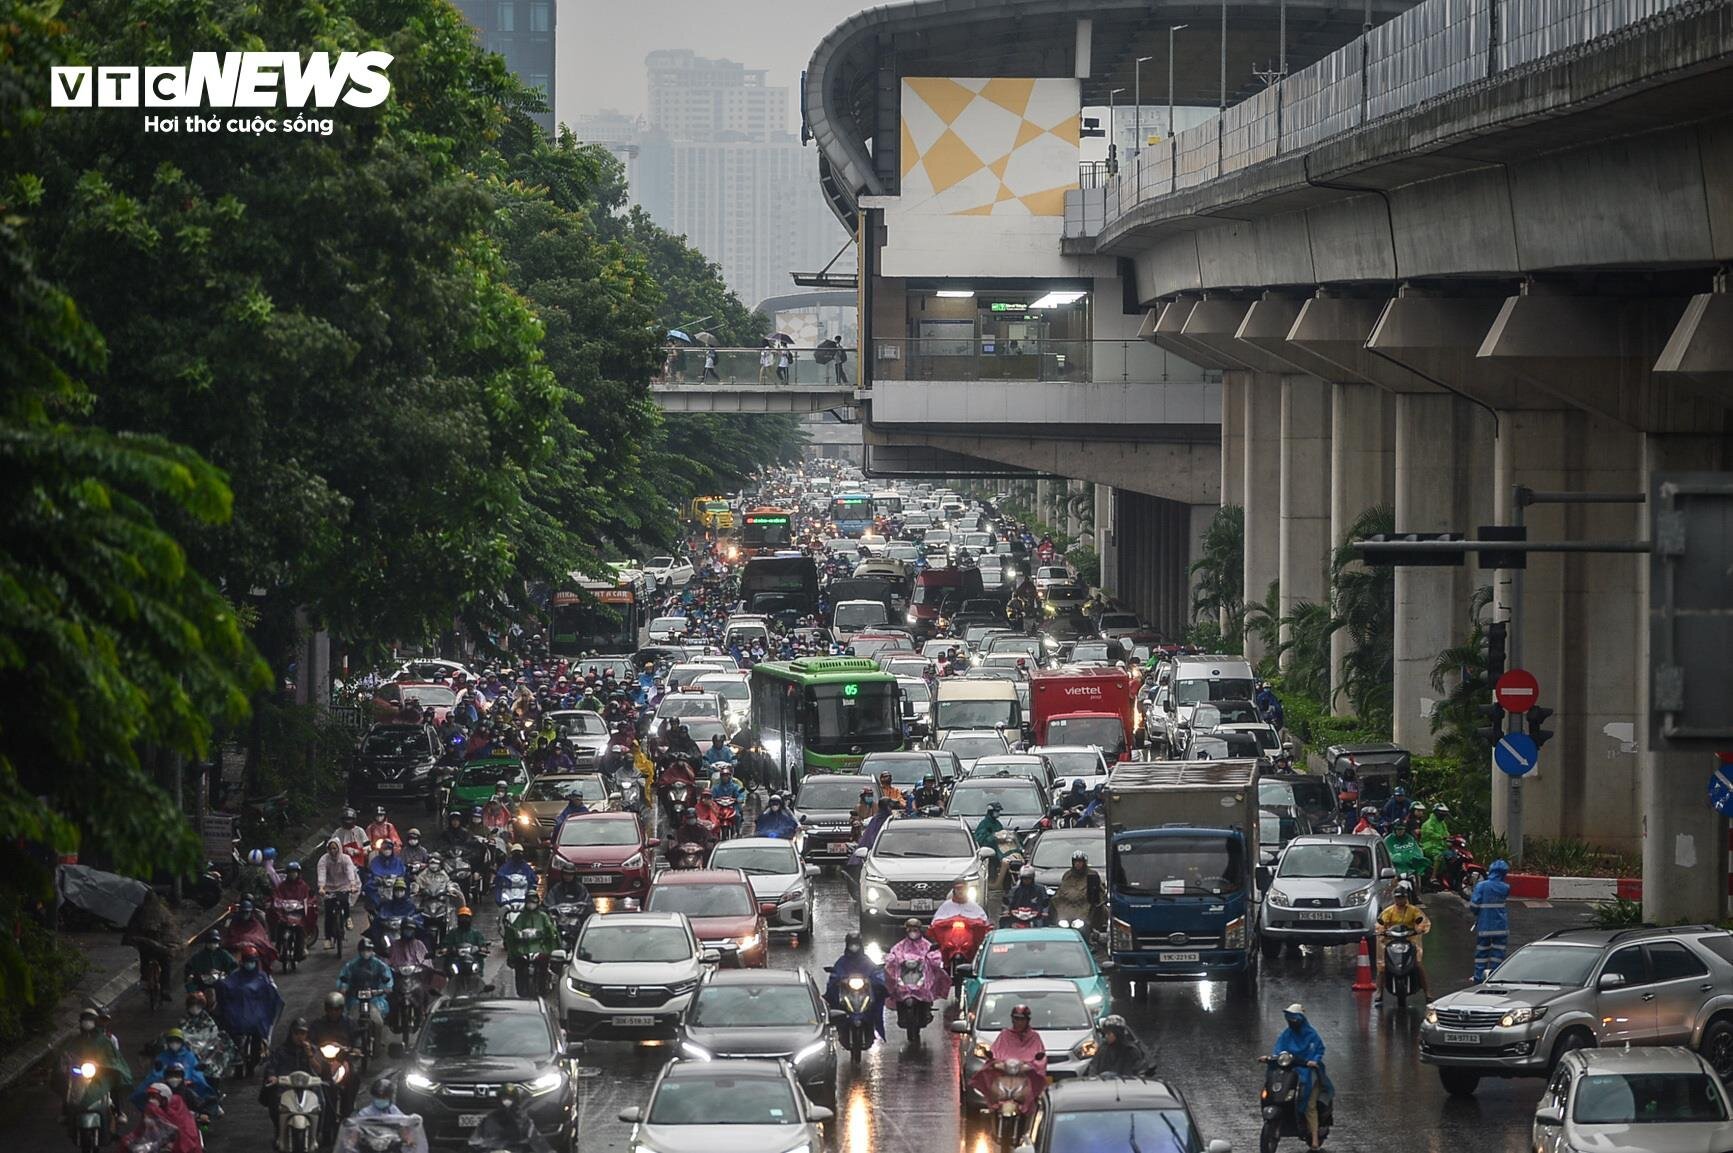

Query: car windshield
left=988, top=637, right=1043, bottom=658
left=1032, top=836, right=1107, bottom=870
left=1277, top=844, right=1373, bottom=879
left=651, top=617, right=689, bottom=632
left=418, top=1010, right=548, bottom=1059
left=398, top=684, right=456, bottom=707
left=1049, top=1109, right=1199, bottom=1153
left=576, top=923, right=691, bottom=963
left=979, top=936, right=1095, bottom=979
left=697, top=678, right=749, bottom=702
left=872, top=825, right=975, bottom=859
left=660, top=697, right=721, bottom=718
left=1046, top=717, right=1124, bottom=754
left=1112, top=834, right=1243, bottom=895
left=978, top=988, right=1091, bottom=1030
left=898, top=680, right=932, bottom=703
left=835, top=603, right=889, bottom=630
left=796, top=779, right=874, bottom=809
left=550, top=712, right=607, bottom=736
left=556, top=818, right=640, bottom=847
left=523, top=777, right=606, bottom=803
left=1573, top=1073, right=1729, bottom=1124
left=709, top=845, right=799, bottom=876
left=1485, top=943, right=1600, bottom=986
left=647, top=883, right=754, bottom=917
left=865, top=756, right=933, bottom=787
left=648, top=1074, right=801, bottom=1125
left=1040, top=751, right=1104, bottom=777
left=948, top=784, right=1044, bottom=817
left=942, top=735, right=1009, bottom=762
left=362, top=727, right=430, bottom=757
left=1069, top=643, right=1112, bottom=663
left=690, top=984, right=818, bottom=1027
left=1174, top=677, right=1256, bottom=705
left=457, top=762, right=520, bottom=788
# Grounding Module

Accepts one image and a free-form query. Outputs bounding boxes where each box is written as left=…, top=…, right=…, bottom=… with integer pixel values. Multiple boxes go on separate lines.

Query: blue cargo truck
left=1105, top=760, right=1261, bottom=980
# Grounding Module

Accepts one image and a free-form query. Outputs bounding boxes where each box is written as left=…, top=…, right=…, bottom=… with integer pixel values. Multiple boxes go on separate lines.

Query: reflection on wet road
left=571, top=871, right=1549, bottom=1153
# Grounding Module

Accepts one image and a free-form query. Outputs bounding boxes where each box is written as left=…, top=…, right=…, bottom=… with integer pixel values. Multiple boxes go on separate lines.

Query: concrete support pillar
left=1279, top=375, right=1332, bottom=669
left=1220, top=372, right=1247, bottom=509
left=1066, top=479, right=1087, bottom=540
left=1329, top=381, right=1394, bottom=713
left=1095, top=485, right=1118, bottom=598
left=1640, top=431, right=1728, bottom=921
left=1036, top=479, right=1054, bottom=529
left=1393, top=393, right=1461, bottom=754
left=1242, top=373, right=1282, bottom=663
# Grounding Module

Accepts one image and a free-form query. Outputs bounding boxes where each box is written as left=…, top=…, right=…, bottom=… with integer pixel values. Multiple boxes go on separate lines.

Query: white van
left=934, top=678, right=1021, bottom=742
left=831, top=599, right=890, bottom=642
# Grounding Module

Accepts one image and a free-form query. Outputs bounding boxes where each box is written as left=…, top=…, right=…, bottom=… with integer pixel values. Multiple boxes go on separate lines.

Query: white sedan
left=707, top=837, right=818, bottom=937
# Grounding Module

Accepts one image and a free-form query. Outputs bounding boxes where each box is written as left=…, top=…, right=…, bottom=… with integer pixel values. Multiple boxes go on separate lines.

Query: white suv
left=560, top=911, right=715, bottom=1042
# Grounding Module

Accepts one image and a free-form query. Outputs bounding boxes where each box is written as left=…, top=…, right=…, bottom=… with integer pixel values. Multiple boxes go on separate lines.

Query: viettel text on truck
left=1105, top=759, right=1261, bottom=979
left=1028, top=665, right=1134, bottom=762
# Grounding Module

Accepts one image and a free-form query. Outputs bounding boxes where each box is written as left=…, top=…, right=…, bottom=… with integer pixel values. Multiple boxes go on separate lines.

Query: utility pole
left=1168, top=24, right=1186, bottom=195
left=1134, top=55, right=1152, bottom=157
left=1107, top=87, right=1124, bottom=174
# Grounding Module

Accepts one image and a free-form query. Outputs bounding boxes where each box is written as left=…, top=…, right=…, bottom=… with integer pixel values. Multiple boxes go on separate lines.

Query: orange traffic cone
left=1352, top=938, right=1377, bottom=992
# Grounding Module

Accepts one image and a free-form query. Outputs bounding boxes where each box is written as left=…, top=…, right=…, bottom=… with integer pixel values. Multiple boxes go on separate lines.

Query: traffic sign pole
left=1507, top=488, right=1527, bottom=864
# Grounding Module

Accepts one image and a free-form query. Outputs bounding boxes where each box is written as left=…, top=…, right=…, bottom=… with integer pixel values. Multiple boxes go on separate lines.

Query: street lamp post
left=1168, top=24, right=1187, bottom=194
left=1133, top=56, right=1153, bottom=157
left=1107, top=87, right=1125, bottom=174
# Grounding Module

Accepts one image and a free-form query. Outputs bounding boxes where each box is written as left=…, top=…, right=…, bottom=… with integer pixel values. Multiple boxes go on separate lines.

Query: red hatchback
left=644, top=868, right=768, bottom=968
left=551, top=812, right=650, bottom=911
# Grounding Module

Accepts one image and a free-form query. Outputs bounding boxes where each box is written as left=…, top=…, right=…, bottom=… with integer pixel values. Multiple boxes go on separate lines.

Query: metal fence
left=1096, top=0, right=1699, bottom=230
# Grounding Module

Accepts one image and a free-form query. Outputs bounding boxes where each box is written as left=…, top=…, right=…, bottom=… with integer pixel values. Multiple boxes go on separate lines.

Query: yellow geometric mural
left=899, top=77, right=1081, bottom=217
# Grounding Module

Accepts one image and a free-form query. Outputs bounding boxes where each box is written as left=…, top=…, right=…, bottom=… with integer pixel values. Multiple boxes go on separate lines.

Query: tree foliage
left=1330, top=505, right=1395, bottom=729
left=1188, top=505, right=1244, bottom=647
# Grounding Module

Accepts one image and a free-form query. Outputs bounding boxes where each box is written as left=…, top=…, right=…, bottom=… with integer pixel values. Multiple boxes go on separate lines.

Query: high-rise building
left=452, top=0, right=556, bottom=135
left=645, top=49, right=786, bottom=141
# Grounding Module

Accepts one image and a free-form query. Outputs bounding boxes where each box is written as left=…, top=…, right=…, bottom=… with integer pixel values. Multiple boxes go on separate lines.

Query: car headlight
left=779, top=888, right=803, bottom=904
left=668, top=977, right=701, bottom=996
left=865, top=886, right=884, bottom=905
left=739, top=933, right=762, bottom=951
left=1072, top=1038, right=1098, bottom=1060
left=972, top=1041, right=992, bottom=1059
left=620, top=852, right=644, bottom=869
left=1341, top=886, right=1373, bottom=907
left=527, top=1070, right=564, bottom=1094
left=792, top=1040, right=827, bottom=1065
left=568, top=976, right=601, bottom=997
left=1425, top=1008, right=1438, bottom=1025
left=679, top=1040, right=713, bottom=1061
left=1267, top=889, right=1292, bottom=908
left=1224, top=916, right=1246, bottom=950
left=403, top=1072, right=438, bottom=1091
left=1500, top=1006, right=1547, bottom=1028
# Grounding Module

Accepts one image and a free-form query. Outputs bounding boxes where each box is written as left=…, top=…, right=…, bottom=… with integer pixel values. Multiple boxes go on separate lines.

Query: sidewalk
left=0, top=814, right=342, bottom=1091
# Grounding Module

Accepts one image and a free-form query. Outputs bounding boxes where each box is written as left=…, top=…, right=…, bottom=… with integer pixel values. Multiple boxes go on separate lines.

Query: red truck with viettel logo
left=1028, top=665, right=1135, bottom=761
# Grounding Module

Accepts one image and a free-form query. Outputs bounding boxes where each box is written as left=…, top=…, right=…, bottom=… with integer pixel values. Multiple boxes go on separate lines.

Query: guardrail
left=1100, top=0, right=1697, bottom=222
left=653, top=346, right=856, bottom=387
left=869, top=338, right=1217, bottom=384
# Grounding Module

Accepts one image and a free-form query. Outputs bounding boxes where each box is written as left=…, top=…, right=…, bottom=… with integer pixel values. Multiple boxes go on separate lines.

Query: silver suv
left=1420, top=925, right=1733, bottom=1096
left=1258, top=834, right=1396, bottom=952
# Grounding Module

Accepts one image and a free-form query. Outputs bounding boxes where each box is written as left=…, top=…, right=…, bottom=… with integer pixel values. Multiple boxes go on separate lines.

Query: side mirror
left=977, top=846, right=997, bottom=861
left=947, top=1019, right=971, bottom=1034
left=1379, top=867, right=1396, bottom=880
left=1255, top=866, right=1274, bottom=891
left=1598, top=970, right=1626, bottom=990
left=1098, top=959, right=1116, bottom=972
left=805, top=864, right=821, bottom=878
left=565, top=1041, right=585, bottom=1059
left=954, top=963, right=975, bottom=979
left=797, top=813, right=809, bottom=824
left=1207, top=1141, right=1233, bottom=1153
left=701, top=948, right=722, bottom=965
left=1533, top=1105, right=1563, bottom=1127
left=828, top=1007, right=849, bottom=1022
left=618, top=1106, right=643, bottom=1123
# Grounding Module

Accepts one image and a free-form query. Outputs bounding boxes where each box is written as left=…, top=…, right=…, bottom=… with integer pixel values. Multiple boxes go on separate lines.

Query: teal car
left=957, top=927, right=1111, bottom=1020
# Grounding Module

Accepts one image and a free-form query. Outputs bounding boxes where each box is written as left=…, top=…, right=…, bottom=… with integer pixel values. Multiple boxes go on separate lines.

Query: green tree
left=1330, top=505, right=1395, bottom=730
left=1243, top=580, right=1282, bottom=672
left=1276, top=600, right=1336, bottom=705
left=1429, top=585, right=1496, bottom=830
left=1189, top=505, right=1244, bottom=647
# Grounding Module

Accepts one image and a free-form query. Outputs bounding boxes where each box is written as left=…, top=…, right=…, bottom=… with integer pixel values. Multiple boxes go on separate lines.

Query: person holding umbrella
left=697, top=332, right=720, bottom=381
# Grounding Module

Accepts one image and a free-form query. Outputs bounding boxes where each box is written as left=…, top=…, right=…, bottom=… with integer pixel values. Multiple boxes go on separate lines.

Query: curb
left=1506, top=873, right=1642, bottom=902
left=0, top=821, right=337, bottom=1092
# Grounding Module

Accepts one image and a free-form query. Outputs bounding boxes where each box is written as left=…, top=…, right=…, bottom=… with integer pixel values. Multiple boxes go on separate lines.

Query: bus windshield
left=551, top=599, right=633, bottom=655
left=805, top=682, right=901, bottom=755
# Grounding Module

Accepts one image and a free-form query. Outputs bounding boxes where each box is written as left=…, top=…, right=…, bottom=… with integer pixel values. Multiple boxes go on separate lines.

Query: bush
left=1067, top=546, right=1100, bottom=588
left=1591, top=896, right=1642, bottom=929
left=0, top=901, right=90, bottom=1049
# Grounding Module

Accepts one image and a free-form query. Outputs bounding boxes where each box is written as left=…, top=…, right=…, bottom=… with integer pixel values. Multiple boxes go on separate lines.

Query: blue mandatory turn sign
left=1495, top=732, right=1540, bottom=777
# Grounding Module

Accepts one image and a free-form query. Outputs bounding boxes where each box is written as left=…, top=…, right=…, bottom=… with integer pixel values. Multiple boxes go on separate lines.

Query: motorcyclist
left=364, top=839, right=407, bottom=912
left=440, top=810, right=474, bottom=856
left=1384, top=822, right=1429, bottom=880
left=400, top=828, right=430, bottom=873
left=710, top=764, right=747, bottom=824
left=1351, top=804, right=1382, bottom=836
left=1335, top=767, right=1361, bottom=816
left=667, top=804, right=716, bottom=859
left=849, top=787, right=877, bottom=831
left=121, top=1082, right=201, bottom=1153
left=175, top=993, right=234, bottom=1084
left=967, top=1003, right=1048, bottom=1120
left=470, top=1083, right=554, bottom=1153
left=494, top=843, right=538, bottom=906
left=337, top=938, right=394, bottom=1053
left=824, top=932, right=887, bottom=1039
left=437, top=906, right=490, bottom=960
left=909, top=773, right=944, bottom=813
left=503, top=891, right=561, bottom=997
left=933, top=879, right=989, bottom=925
left=657, top=757, right=698, bottom=824
left=1261, top=1004, right=1333, bottom=1151
left=221, top=897, right=277, bottom=969
left=1420, top=803, right=1452, bottom=883
left=876, top=770, right=907, bottom=811
left=260, top=1016, right=329, bottom=1134
left=1373, top=882, right=1432, bottom=1006
left=692, top=787, right=725, bottom=837
left=702, top=733, right=735, bottom=769
left=1380, top=784, right=1412, bottom=829
left=152, top=1062, right=212, bottom=1128
left=1002, top=865, right=1052, bottom=927
left=263, top=858, right=314, bottom=953
left=367, top=807, right=404, bottom=854
left=339, top=1078, right=428, bottom=1153
left=551, top=791, right=589, bottom=844
left=1051, top=850, right=1103, bottom=929
left=132, top=1030, right=217, bottom=1114
left=545, top=858, right=594, bottom=907
left=1080, top=784, right=1107, bottom=828
left=1085, top=1015, right=1150, bottom=1077
left=665, top=721, right=702, bottom=766
left=1059, top=778, right=1089, bottom=817
left=884, top=918, right=950, bottom=1012
left=1254, top=682, right=1285, bottom=730
left=333, top=808, right=369, bottom=858
left=482, top=782, right=516, bottom=834
left=183, top=929, right=236, bottom=990
left=414, top=854, right=461, bottom=931
left=859, top=795, right=897, bottom=849
left=214, top=946, right=283, bottom=1066
left=754, top=793, right=798, bottom=839
left=58, top=1006, right=133, bottom=1130
left=972, top=801, right=1006, bottom=855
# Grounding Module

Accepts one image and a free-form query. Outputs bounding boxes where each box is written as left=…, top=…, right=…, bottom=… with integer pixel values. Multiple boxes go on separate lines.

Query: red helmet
left=238, top=944, right=260, bottom=960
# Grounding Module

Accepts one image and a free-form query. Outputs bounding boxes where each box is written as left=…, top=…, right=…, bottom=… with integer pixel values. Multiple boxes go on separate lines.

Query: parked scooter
left=1258, top=1051, right=1333, bottom=1153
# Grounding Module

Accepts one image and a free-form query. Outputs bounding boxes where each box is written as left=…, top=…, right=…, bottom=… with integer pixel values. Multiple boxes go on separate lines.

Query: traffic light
left=1526, top=703, right=1555, bottom=752
left=1476, top=621, right=1508, bottom=745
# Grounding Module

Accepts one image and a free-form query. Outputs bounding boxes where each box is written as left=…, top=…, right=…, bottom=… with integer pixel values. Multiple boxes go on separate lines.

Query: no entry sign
left=1495, top=668, right=1539, bottom=713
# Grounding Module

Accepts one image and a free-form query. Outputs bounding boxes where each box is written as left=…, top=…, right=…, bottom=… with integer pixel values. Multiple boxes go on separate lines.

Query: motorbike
left=1258, top=1051, right=1332, bottom=1153
left=1439, top=835, right=1484, bottom=898
left=495, top=874, right=530, bottom=935
left=238, top=1029, right=266, bottom=1079
left=271, top=1068, right=325, bottom=1153
left=831, top=971, right=877, bottom=1059
left=336, top=1113, right=426, bottom=1153
left=933, top=916, right=990, bottom=990
left=888, top=957, right=936, bottom=1043
left=668, top=840, right=707, bottom=870
left=982, top=1059, right=1034, bottom=1150
left=1381, top=923, right=1422, bottom=1007
left=394, top=963, right=432, bottom=1043
left=511, top=950, right=553, bottom=999
left=272, top=897, right=309, bottom=973
left=447, top=856, right=479, bottom=909
left=714, top=795, right=740, bottom=841
left=445, top=943, right=490, bottom=998
left=992, top=830, right=1025, bottom=874
left=350, top=991, right=382, bottom=1071
left=551, top=899, right=592, bottom=949
left=314, top=1042, right=356, bottom=1102
left=610, top=768, right=645, bottom=815
left=1002, top=904, right=1047, bottom=930
left=63, top=1058, right=113, bottom=1152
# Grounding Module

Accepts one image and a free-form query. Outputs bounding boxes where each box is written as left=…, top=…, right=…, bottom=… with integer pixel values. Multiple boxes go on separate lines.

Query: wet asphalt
left=0, top=815, right=1588, bottom=1153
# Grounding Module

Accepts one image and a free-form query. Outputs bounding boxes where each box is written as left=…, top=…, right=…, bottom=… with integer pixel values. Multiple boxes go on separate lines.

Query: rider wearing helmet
left=1085, top=1014, right=1150, bottom=1077
left=471, top=1082, right=551, bottom=1152
left=823, top=931, right=887, bottom=1039
left=1001, top=865, right=1052, bottom=927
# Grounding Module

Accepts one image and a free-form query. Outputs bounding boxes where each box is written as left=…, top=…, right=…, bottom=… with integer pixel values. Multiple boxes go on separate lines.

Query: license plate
left=581, top=875, right=612, bottom=885
left=376, top=783, right=404, bottom=790
left=615, top=1015, right=655, bottom=1027
left=823, top=842, right=849, bottom=853
left=910, top=899, right=936, bottom=912
left=1159, top=951, right=1200, bottom=963
left=1442, top=1032, right=1482, bottom=1045
left=458, top=1114, right=485, bottom=1128
left=1299, top=911, right=1334, bottom=921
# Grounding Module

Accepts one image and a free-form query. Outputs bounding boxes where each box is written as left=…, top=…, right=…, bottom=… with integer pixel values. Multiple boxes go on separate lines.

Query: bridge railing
left=1100, top=0, right=1695, bottom=225
left=653, top=347, right=856, bottom=388
left=869, top=338, right=1217, bottom=384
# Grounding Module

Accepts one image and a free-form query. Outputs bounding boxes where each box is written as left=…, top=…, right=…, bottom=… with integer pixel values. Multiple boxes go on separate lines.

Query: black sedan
left=348, top=724, right=445, bottom=812
left=396, top=996, right=578, bottom=1149
left=676, top=968, right=838, bottom=1104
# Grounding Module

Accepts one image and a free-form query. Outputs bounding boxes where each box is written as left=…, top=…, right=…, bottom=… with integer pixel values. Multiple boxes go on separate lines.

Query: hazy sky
left=556, top=0, right=868, bottom=126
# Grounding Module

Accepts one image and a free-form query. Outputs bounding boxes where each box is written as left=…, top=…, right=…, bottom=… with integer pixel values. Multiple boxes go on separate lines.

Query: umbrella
left=694, top=332, right=719, bottom=347
left=771, top=333, right=796, bottom=345
left=666, top=329, right=693, bottom=343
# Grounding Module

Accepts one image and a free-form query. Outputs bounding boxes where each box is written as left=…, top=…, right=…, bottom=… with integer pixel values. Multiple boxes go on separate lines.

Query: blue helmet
left=1488, top=859, right=1509, bottom=876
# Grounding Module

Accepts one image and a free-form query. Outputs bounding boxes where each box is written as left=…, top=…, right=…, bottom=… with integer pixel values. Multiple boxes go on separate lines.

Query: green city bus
left=748, top=658, right=904, bottom=789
